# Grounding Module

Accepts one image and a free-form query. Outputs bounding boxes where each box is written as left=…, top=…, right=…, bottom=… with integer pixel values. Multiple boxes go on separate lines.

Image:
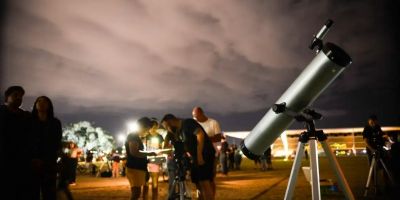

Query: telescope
left=241, top=19, right=352, bottom=159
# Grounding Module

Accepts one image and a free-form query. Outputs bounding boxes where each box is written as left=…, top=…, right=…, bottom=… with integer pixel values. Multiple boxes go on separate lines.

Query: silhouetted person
left=261, top=147, right=273, bottom=171
left=0, top=86, right=31, bottom=200
left=362, top=115, right=387, bottom=165
left=31, top=96, right=62, bottom=200
left=362, top=114, right=390, bottom=192
left=234, top=146, right=242, bottom=170
left=219, top=137, right=229, bottom=175
left=228, top=145, right=235, bottom=170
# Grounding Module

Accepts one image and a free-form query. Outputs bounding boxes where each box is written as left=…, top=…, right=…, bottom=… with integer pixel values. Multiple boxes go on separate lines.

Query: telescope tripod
left=284, top=120, right=355, bottom=200
left=363, top=149, right=394, bottom=197
left=168, top=160, right=191, bottom=200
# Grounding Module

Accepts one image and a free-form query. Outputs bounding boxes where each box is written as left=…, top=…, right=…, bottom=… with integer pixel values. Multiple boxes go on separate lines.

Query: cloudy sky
left=1, top=0, right=399, bottom=135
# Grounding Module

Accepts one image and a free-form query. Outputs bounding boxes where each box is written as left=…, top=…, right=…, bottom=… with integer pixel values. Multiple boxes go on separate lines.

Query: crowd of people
left=2, top=85, right=399, bottom=200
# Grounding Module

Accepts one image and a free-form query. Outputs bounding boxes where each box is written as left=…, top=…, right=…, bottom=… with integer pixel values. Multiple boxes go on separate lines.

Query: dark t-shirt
left=31, top=117, right=62, bottom=162
left=362, top=125, right=385, bottom=148
left=180, top=119, right=215, bottom=166
left=125, top=133, right=147, bottom=171
left=0, top=105, right=31, bottom=162
left=220, top=141, right=229, bottom=154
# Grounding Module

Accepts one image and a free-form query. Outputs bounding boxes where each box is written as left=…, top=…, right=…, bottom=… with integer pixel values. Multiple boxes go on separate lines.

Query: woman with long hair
left=31, top=96, right=62, bottom=200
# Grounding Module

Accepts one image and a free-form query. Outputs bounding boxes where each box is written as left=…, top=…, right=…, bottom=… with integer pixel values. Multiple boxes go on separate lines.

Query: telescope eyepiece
left=272, top=102, right=287, bottom=114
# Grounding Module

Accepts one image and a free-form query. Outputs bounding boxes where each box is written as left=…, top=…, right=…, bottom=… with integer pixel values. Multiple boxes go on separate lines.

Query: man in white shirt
left=192, top=107, right=222, bottom=143
left=192, top=107, right=222, bottom=195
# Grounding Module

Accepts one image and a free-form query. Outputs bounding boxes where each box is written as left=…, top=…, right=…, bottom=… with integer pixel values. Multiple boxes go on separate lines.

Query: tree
left=62, top=121, right=115, bottom=157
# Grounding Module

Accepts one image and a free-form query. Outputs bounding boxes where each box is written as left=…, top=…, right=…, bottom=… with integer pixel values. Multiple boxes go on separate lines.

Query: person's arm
left=210, top=120, right=223, bottom=142
left=163, top=133, right=172, bottom=149
left=128, top=140, right=156, bottom=158
left=196, top=129, right=205, bottom=165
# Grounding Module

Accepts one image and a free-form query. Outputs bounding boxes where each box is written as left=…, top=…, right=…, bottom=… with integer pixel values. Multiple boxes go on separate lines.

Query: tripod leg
left=284, top=142, right=305, bottom=200
left=168, top=179, right=177, bottom=200
left=320, top=141, right=355, bottom=200
left=379, top=158, right=395, bottom=185
left=364, top=157, right=376, bottom=197
left=179, top=181, right=185, bottom=200
left=309, top=140, right=321, bottom=200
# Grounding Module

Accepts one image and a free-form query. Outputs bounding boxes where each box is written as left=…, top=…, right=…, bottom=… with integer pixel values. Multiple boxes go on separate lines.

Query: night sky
left=1, top=0, right=399, bottom=136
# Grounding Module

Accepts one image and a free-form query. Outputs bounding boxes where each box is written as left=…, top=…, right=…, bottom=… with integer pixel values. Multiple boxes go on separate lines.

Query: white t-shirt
left=198, top=118, right=221, bottom=138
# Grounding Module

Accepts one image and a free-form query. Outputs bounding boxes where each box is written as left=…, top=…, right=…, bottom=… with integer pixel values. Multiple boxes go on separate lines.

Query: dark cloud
left=1, top=0, right=399, bottom=134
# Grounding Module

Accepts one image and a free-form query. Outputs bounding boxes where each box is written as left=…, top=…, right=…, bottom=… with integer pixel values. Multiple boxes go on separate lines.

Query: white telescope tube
left=241, top=42, right=352, bottom=159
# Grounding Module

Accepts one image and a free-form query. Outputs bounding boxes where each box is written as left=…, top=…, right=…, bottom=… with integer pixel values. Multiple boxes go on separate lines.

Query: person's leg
left=212, top=157, right=217, bottom=194
left=198, top=180, right=214, bottom=200
left=30, top=167, right=41, bottom=200
left=167, top=159, right=176, bottom=198
left=126, top=168, right=145, bottom=200
left=150, top=172, right=159, bottom=200
left=71, top=158, right=78, bottom=183
left=131, top=187, right=141, bottom=200
left=42, top=163, right=57, bottom=200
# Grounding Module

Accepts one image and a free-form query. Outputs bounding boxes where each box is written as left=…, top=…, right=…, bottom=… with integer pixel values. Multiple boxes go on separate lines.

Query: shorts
left=126, top=168, right=146, bottom=187
left=190, top=159, right=214, bottom=183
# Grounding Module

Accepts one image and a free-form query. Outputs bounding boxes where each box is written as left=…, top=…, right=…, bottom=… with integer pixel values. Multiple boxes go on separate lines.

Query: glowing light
left=127, top=121, right=139, bottom=134
left=118, top=134, right=126, bottom=143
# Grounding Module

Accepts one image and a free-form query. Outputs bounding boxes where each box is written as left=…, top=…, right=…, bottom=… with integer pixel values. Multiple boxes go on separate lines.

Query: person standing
left=362, top=114, right=390, bottom=192
left=162, top=114, right=216, bottom=200
left=260, top=147, right=273, bottom=171
left=68, top=142, right=82, bottom=185
left=219, top=136, right=229, bottom=175
left=228, top=145, right=235, bottom=170
left=125, top=117, right=156, bottom=200
left=111, top=149, right=121, bottom=178
left=362, top=115, right=387, bottom=165
left=192, top=107, right=222, bottom=193
left=30, top=96, right=62, bottom=200
left=234, top=145, right=242, bottom=170
left=0, top=86, right=31, bottom=200
left=144, top=119, right=164, bottom=200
